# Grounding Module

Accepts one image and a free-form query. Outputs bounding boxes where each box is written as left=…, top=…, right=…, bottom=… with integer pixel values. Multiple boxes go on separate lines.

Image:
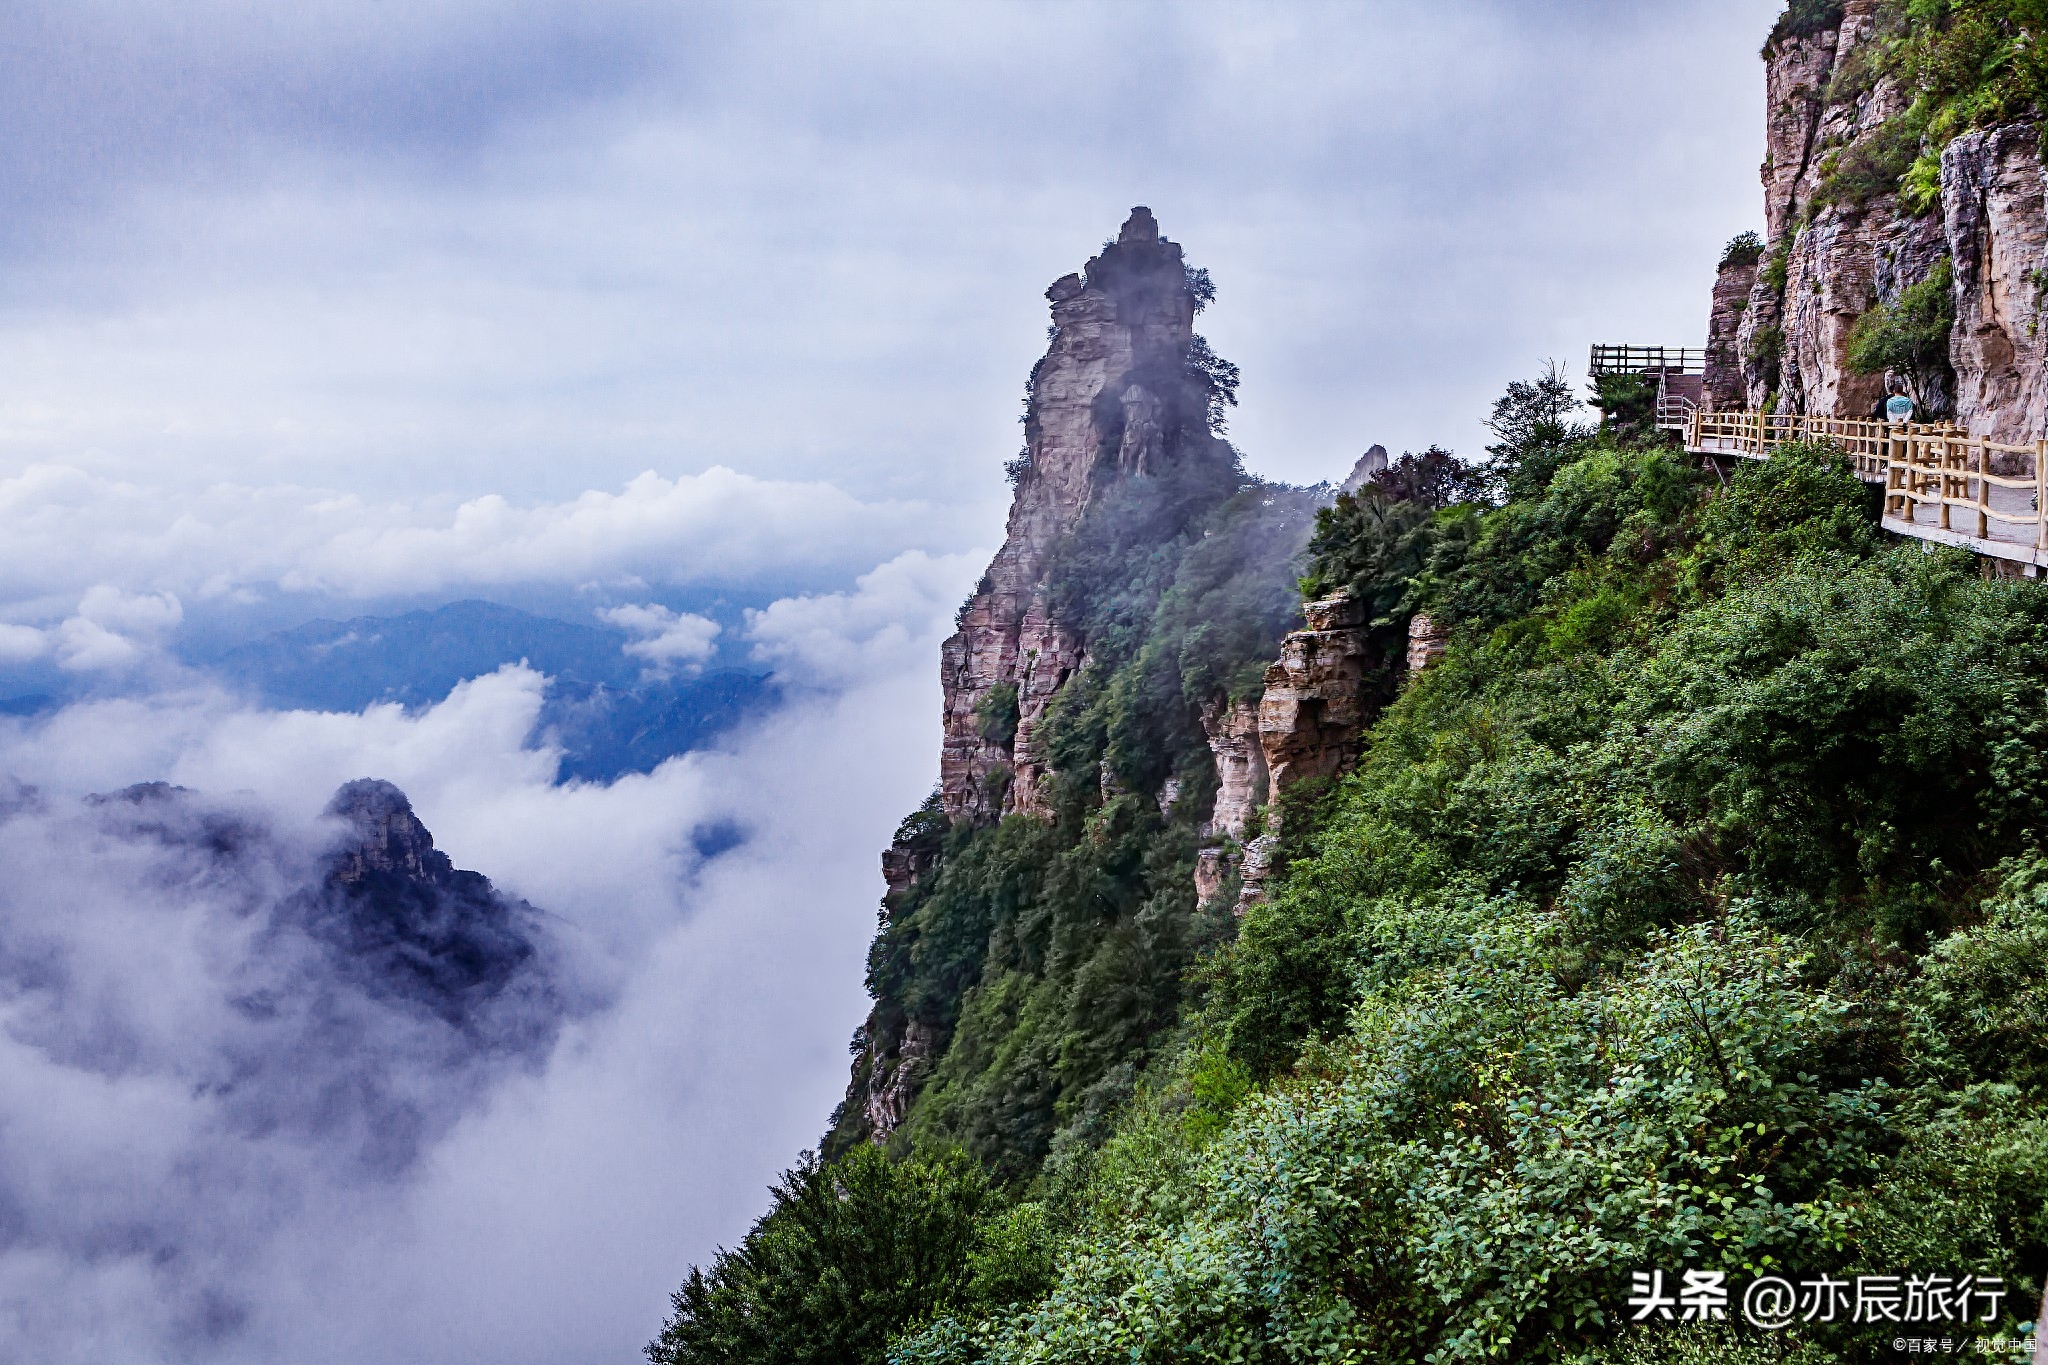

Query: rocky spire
left=324, top=777, right=455, bottom=886
left=936, top=207, right=1217, bottom=823
left=318, top=777, right=541, bottom=1020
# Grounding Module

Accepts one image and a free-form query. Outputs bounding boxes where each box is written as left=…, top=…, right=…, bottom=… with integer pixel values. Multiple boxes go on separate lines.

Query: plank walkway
left=1684, top=410, right=2048, bottom=572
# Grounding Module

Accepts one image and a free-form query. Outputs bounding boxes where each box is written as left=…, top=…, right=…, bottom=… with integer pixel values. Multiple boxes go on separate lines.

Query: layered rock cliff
left=1728, top=1, right=2048, bottom=438
left=835, top=211, right=1347, bottom=1153
left=938, top=207, right=1224, bottom=824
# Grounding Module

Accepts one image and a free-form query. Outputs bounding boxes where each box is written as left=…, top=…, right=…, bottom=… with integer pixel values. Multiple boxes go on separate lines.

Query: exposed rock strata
left=1704, top=254, right=1759, bottom=410
left=319, top=779, right=546, bottom=1020
left=1779, top=197, right=1947, bottom=419
left=937, top=207, right=1213, bottom=824
left=1727, top=2, right=2048, bottom=437
left=1195, top=696, right=1266, bottom=908
left=858, top=1017, right=935, bottom=1141
left=1942, top=123, right=2048, bottom=443
left=1234, top=596, right=1380, bottom=911
left=1257, top=595, right=1375, bottom=802
left=1201, top=696, right=1265, bottom=841
left=1340, top=445, right=1389, bottom=493
left=1406, top=612, right=1449, bottom=679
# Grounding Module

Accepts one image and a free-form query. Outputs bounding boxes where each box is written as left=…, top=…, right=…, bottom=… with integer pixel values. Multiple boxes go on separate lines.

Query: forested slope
left=653, top=382, right=2048, bottom=1360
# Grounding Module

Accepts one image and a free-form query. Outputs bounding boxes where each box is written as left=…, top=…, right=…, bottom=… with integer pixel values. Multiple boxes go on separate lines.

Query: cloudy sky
left=0, top=2, right=1786, bottom=1361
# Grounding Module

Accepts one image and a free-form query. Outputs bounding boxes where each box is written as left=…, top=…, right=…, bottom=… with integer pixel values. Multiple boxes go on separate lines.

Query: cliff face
left=1731, top=1, right=2048, bottom=436
left=1943, top=123, right=2048, bottom=441
left=832, top=208, right=1380, bottom=1157
left=938, top=207, right=1216, bottom=824
left=1704, top=254, right=1759, bottom=409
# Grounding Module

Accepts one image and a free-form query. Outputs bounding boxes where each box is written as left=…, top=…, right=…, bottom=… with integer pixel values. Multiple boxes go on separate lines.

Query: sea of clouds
left=0, top=543, right=980, bottom=1364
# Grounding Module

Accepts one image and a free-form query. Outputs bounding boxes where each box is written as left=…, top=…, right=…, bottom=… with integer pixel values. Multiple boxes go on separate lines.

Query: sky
left=0, top=2, right=1787, bottom=1361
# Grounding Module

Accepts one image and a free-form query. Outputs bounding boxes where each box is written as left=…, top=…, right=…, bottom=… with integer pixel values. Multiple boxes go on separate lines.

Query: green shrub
left=1720, top=230, right=1766, bottom=271
left=1846, top=255, right=1955, bottom=404
left=1764, top=0, right=1846, bottom=56
left=975, top=683, right=1020, bottom=746
left=1761, top=239, right=1790, bottom=295
left=647, top=1146, right=999, bottom=1365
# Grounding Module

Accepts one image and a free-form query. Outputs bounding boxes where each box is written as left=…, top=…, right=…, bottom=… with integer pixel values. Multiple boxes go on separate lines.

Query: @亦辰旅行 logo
left=1625, top=1269, right=2033, bottom=1349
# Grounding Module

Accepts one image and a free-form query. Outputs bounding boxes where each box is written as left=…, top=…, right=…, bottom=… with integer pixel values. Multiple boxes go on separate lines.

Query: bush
left=647, top=1146, right=1000, bottom=1365
left=1846, top=255, right=1955, bottom=406
left=975, top=683, right=1021, bottom=746
left=1809, top=112, right=1927, bottom=215
left=1764, top=0, right=1846, bottom=56
left=1719, top=230, right=1766, bottom=270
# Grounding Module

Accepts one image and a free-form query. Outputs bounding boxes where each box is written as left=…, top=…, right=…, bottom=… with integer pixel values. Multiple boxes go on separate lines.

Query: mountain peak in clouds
left=318, top=777, right=544, bottom=1022
left=326, top=777, right=453, bottom=886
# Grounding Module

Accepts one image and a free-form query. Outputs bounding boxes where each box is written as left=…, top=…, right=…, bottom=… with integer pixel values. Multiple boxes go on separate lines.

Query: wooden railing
left=1589, top=344, right=1705, bottom=377
left=1684, top=409, right=2048, bottom=566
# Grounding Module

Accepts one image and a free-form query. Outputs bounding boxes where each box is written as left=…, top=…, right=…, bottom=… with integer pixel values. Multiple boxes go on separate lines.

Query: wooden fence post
left=1977, top=439, right=1990, bottom=541
left=2035, top=440, right=2047, bottom=553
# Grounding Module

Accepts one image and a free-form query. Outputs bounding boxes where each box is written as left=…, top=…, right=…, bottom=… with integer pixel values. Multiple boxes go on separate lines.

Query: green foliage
left=1185, top=334, right=1239, bottom=434
left=1901, top=149, right=1944, bottom=213
left=1892, top=0, right=2048, bottom=143
left=1589, top=372, right=1659, bottom=439
left=898, top=903, right=2041, bottom=1363
left=1680, top=440, right=1882, bottom=594
left=1422, top=443, right=1700, bottom=635
left=1483, top=360, right=1588, bottom=503
left=1806, top=0, right=2048, bottom=175
left=1720, top=230, right=1766, bottom=271
left=1808, top=109, right=1926, bottom=215
left=647, top=1145, right=1000, bottom=1365
left=976, top=683, right=1021, bottom=746
left=1846, top=255, right=1956, bottom=403
left=888, top=430, right=2048, bottom=1363
left=1765, top=0, right=1847, bottom=56
left=1297, top=491, right=1436, bottom=653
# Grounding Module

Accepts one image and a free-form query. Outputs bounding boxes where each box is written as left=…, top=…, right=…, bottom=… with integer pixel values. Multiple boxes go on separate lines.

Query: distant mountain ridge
left=198, top=599, right=777, bottom=783
left=202, top=599, right=650, bottom=708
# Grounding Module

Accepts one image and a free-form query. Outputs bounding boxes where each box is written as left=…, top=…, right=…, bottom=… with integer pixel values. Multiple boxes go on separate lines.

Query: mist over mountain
left=0, top=551, right=970, bottom=1364
left=0, top=2, right=1812, bottom=1360
left=0, top=772, right=585, bottom=1357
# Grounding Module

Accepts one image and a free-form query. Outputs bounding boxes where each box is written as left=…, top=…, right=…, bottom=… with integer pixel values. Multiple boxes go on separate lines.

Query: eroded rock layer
left=938, top=207, right=1203, bottom=824
left=1727, top=0, right=2048, bottom=437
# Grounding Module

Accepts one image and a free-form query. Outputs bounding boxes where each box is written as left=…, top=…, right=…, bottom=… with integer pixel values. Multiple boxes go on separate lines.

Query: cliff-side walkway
left=1684, top=410, right=2048, bottom=572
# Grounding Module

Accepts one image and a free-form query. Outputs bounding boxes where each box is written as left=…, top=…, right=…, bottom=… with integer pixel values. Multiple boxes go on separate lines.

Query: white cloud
left=746, top=549, right=985, bottom=688
left=0, top=463, right=964, bottom=619
left=0, top=624, right=46, bottom=662
left=50, top=586, right=183, bottom=673
left=74, top=584, right=184, bottom=633
left=600, top=603, right=721, bottom=675
left=0, top=583, right=954, bottom=1362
